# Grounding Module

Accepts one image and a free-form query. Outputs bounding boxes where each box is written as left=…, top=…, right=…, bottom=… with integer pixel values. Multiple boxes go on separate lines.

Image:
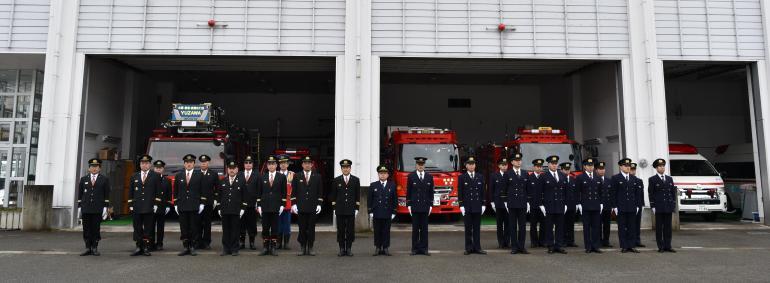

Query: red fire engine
left=479, top=126, right=583, bottom=175
left=146, top=103, right=251, bottom=199
left=383, top=127, right=461, bottom=216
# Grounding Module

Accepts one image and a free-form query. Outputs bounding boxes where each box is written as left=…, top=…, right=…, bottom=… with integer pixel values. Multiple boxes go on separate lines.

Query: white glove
left=636, top=207, right=640, bottom=214
left=577, top=204, right=582, bottom=214
left=213, top=200, right=219, bottom=207
left=564, top=205, right=568, bottom=214
left=315, top=205, right=322, bottom=215
left=291, top=204, right=298, bottom=214
left=408, top=206, right=413, bottom=216
left=391, top=214, right=396, bottom=220
left=278, top=207, right=283, bottom=215
left=539, top=205, right=546, bottom=215
left=460, top=207, right=466, bottom=216
left=481, top=206, right=486, bottom=215
left=198, top=204, right=204, bottom=214
left=239, top=209, right=244, bottom=218
left=600, top=204, right=604, bottom=212
left=129, top=206, right=134, bottom=212
left=153, top=205, right=158, bottom=213
left=174, top=205, right=179, bottom=215
left=491, top=202, right=496, bottom=213
left=526, top=203, right=530, bottom=214
left=257, top=206, right=263, bottom=215
left=369, top=213, right=374, bottom=219
left=101, top=207, right=108, bottom=220
left=355, top=210, right=359, bottom=217
left=612, top=208, right=618, bottom=215
left=77, top=207, right=82, bottom=219
left=427, top=207, right=432, bottom=216
left=652, top=208, right=656, bottom=214
left=218, top=210, right=222, bottom=217
left=505, top=203, right=509, bottom=212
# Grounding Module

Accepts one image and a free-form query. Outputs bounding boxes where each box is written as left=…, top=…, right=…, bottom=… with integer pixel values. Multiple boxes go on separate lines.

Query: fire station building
left=1, top=0, right=769, bottom=228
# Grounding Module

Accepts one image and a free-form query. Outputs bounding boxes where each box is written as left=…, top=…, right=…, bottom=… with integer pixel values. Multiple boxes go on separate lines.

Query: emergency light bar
left=669, top=143, right=698, bottom=154
left=406, top=128, right=448, bottom=134
left=519, top=127, right=563, bottom=135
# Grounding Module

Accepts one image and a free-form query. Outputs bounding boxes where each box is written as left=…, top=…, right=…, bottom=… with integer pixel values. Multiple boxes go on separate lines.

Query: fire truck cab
left=499, top=127, right=582, bottom=171
left=669, top=143, right=728, bottom=221
left=383, top=127, right=461, bottom=216
left=146, top=103, right=251, bottom=197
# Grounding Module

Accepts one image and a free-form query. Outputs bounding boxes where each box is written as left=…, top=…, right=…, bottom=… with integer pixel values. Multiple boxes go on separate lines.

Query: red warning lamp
left=207, top=19, right=217, bottom=27
left=498, top=23, right=506, bottom=32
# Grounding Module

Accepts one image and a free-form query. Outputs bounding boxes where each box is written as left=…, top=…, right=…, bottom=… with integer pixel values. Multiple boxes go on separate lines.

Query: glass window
left=27, top=147, right=36, bottom=181
left=7, top=180, right=23, bottom=207
left=670, top=159, right=720, bottom=176
left=0, top=123, right=9, bottom=142
left=29, top=120, right=38, bottom=145
left=13, top=122, right=26, bottom=144
left=519, top=143, right=578, bottom=171
left=0, top=70, right=17, bottom=93
left=0, top=149, right=8, bottom=177
left=17, top=70, right=33, bottom=93
left=11, top=147, right=26, bottom=178
left=15, top=95, right=29, bottom=118
left=146, top=141, right=226, bottom=173
left=0, top=96, right=13, bottom=118
left=399, top=144, right=459, bottom=172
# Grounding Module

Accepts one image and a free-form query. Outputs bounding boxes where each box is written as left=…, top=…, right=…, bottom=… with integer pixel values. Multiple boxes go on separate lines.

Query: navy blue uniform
left=632, top=175, right=645, bottom=246
left=649, top=174, right=677, bottom=250
left=458, top=171, right=485, bottom=252
left=78, top=174, right=110, bottom=251
left=577, top=172, right=603, bottom=251
left=611, top=173, right=638, bottom=250
left=152, top=176, right=172, bottom=249
left=406, top=171, right=434, bottom=254
left=527, top=173, right=546, bottom=247
left=330, top=174, right=361, bottom=250
left=198, top=169, right=218, bottom=248
left=599, top=175, right=614, bottom=246
left=541, top=171, right=567, bottom=250
left=174, top=170, right=204, bottom=248
left=505, top=168, right=529, bottom=252
left=259, top=172, right=288, bottom=246
left=489, top=170, right=510, bottom=248
left=128, top=171, right=162, bottom=245
left=291, top=170, right=323, bottom=251
left=218, top=176, right=246, bottom=254
left=368, top=180, right=397, bottom=250
left=563, top=175, right=579, bottom=246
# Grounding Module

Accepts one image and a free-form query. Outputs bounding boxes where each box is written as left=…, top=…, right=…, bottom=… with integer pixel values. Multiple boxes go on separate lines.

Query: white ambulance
left=669, top=143, right=728, bottom=221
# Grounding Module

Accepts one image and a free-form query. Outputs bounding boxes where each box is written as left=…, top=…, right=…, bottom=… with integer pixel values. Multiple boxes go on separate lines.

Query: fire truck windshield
left=519, top=143, right=576, bottom=170
left=147, top=140, right=226, bottom=172
left=399, top=144, right=458, bottom=172
left=670, top=160, right=720, bottom=176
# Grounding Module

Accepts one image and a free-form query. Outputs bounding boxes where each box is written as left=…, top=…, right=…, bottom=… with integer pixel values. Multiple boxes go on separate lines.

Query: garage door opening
left=379, top=58, right=624, bottom=222
left=664, top=62, right=760, bottom=223
left=78, top=56, right=336, bottom=219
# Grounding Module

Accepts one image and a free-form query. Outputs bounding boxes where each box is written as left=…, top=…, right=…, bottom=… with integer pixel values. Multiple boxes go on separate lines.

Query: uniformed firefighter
left=505, top=153, right=530, bottom=254
left=291, top=156, right=323, bottom=256
left=489, top=157, right=510, bottom=249
left=369, top=165, right=397, bottom=256
left=150, top=160, right=172, bottom=251
left=128, top=154, right=162, bottom=256
left=239, top=154, right=259, bottom=250
left=629, top=162, right=646, bottom=248
left=649, top=158, right=677, bottom=253
left=78, top=158, right=111, bottom=256
left=277, top=155, right=295, bottom=250
left=459, top=156, right=486, bottom=255
left=597, top=161, right=614, bottom=247
left=330, top=159, right=361, bottom=257
left=541, top=155, right=568, bottom=254
left=528, top=159, right=546, bottom=248
left=577, top=158, right=603, bottom=253
left=561, top=162, right=579, bottom=248
left=174, top=154, right=205, bottom=256
left=197, top=154, right=219, bottom=250
left=258, top=155, right=287, bottom=256
left=407, top=157, right=435, bottom=256
left=612, top=158, right=640, bottom=253
left=218, top=160, right=246, bottom=256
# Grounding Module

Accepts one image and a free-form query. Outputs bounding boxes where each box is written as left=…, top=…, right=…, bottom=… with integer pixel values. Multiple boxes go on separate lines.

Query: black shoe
left=547, top=249, right=554, bottom=254
left=636, top=244, right=646, bottom=248
left=383, top=248, right=392, bottom=256
left=519, top=249, right=530, bottom=254
left=631, top=248, right=640, bottom=253
left=556, top=249, right=567, bottom=254
left=249, top=241, right=257, bottom=250
left=189, top=247, right=198, bottom=256
left=156, top=243, right=164, bottom=251
left=510, top=250, right=518, bottom=254
left=621, top=249, right=629, bottom=253
left=585, top=250, right=592, bottom=253
left=221, top=250, right=229, bottom=256
left=80, top=248, right=92, bottom=256
left=307, top=243, right=316, bottom=256
left=298, top=245, right=306, bottom=256
left=271, top=240, right=279, bottom=256
left=91, top=244, right=101, bottom=256
left=567, top=243, right=579, bottom=248
left=666, top=248, right=677, bottom=253
left=282, top=235, right=291, bottom=250
left=423, top=251, right=431, bottom=256
left=131, top=244, right=143, bottom=256
left=239, top=240, right=246, bottom=250
left=232, top=250, right=239, bottom=256
left=592, top=249, right=603, bottom=254
left=338, top=247, right=346, bottom=257
left=476, top=249, right=487, bottom=255
left=277, top=238, right=284, bottom=250
left=373, top=248, right=381, bottom=256
left=464, top=250, right=471, bottom=255
left=658, top=249, right=664, bottom=253
left=602, top=244, right=614, bottom=248
left=260, top=241, right=270, bottom=256
left=178, top=248, right=190, bottom=256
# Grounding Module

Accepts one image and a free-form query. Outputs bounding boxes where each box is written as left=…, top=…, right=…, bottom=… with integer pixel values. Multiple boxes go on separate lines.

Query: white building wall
left=0, top=0, right=49, bottom=52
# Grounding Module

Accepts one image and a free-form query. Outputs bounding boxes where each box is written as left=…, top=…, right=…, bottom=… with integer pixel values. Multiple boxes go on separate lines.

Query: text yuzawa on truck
left=479, top=126, right=583, bottom=174
left=146, top=103, right=251, bottom=196
left=382, top=127, right=461, bottom=216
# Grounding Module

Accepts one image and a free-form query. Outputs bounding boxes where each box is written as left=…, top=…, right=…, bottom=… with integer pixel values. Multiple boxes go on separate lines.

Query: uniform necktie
left=344, top=175, right=349, bottom=185
left=661, top=175, right=665, bottom=181
left=305, top=172, right=310, bottom=184
left=553, top=172, right=558, bottom=182
left=516, top=170, right=520, bottom=177
left=141, top=171, right=147, bottom=184
left=230, top=177, right=234, bottom=185
left=625, top=175, right=629, bottom=181
left=381, top=181, right=385, bottom=187
left=186, top=171, right=191, bottom=184
left=419, top=172, right=423, bottom=181
left=245, top=171, right=250, bottom=181
left=91, top=174, right=96, bottom=185
left=470, top=172, right=474, bottom=179
left=588, top=173, right=593, bottom=179
left=270, top=173, right=274, bottom=186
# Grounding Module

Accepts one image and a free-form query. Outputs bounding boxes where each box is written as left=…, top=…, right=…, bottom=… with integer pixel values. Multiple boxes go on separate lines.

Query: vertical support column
left=755, top=0, right=770, bottom=224
left=37, top=0, right=85, bottom=228
left=624, top=0, right=669, bottom=229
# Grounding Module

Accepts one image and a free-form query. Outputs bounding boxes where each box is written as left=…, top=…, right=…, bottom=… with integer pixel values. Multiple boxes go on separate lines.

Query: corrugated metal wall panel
left=655, top=0, right=765, bottom=59
left=0, top=0, right=49, bottom=52
left=372, top=0, right=629, bottom=57
left=76, top=0, right=345, bottom=54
